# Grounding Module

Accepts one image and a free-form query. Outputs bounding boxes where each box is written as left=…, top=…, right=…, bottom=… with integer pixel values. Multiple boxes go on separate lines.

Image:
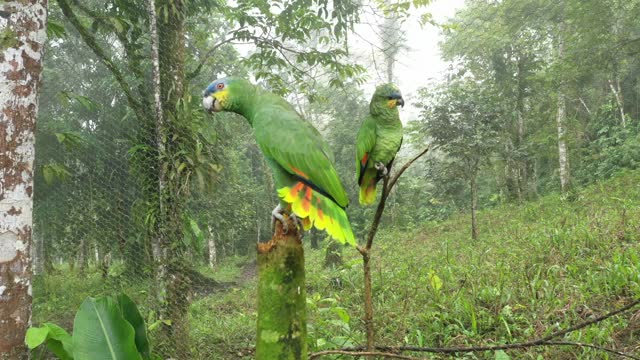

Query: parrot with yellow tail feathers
left=356, top=83, right=404, bottom=205
left=203, top=77, right=356, bottom=246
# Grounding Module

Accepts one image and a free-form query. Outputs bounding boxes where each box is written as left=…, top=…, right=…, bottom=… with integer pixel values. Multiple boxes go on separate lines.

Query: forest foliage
left=30, top=0, right=640, bottom=358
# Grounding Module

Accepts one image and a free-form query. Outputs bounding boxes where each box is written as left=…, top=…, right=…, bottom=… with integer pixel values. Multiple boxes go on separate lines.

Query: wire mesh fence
left=29, top=0, right=371, bottom=358
left=30, top=24, right=261, bottom=359
left=31, top=95, right=245, bottom=359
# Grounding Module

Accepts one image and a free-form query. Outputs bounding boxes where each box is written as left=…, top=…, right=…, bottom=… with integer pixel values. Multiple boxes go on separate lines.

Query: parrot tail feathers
left=278, top=182, right=356, bottom=246
left=359, top=170, right=378, bottom=205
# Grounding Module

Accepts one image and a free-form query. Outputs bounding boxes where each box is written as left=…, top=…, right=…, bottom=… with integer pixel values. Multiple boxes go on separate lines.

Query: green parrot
left=202, top=77, right=355, bottom=246
left=356, top=83, right=404, bottom=205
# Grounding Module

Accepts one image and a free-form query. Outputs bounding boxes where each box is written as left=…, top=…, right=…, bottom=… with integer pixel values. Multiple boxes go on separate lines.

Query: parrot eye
left=216, top=83, right=225, bottom=90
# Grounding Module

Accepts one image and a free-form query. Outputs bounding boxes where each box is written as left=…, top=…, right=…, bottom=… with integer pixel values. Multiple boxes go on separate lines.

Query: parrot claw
left=290, top=212, right=305, bottom=236
left=375, top=162, right=389, bottom=177
left=271, top=204, right=305, bottom=236
left=271, top=205, right=288, bottom=233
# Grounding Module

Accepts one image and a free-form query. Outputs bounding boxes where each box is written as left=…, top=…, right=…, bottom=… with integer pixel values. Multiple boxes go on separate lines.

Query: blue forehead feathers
left=204, top=82, right=218, bottom=96
left=204, top=78, right=232, bottom=96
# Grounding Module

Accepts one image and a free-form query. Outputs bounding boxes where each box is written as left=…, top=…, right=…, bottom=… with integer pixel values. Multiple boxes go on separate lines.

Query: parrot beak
left=202, top=96, right=214, bottom=112
left=212, top=97, right=224, bottom=112
left=202, top=95, right=223, bottom=113
left=389, top=92, right=404, bottom=108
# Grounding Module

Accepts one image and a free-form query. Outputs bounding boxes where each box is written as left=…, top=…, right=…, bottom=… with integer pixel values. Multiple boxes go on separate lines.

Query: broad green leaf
left=495, top=350, right=511, bottom=360
left=25, top=326, right=49, bottom=349
left=26, top=323, right=73, bottom=360
left=44, top=323, right=74, bottom=360
left=72, top=296, right=142, bottom=360
left=117, top=294, right=150, bottom=359
left=331, top=307, right=350, bottom=323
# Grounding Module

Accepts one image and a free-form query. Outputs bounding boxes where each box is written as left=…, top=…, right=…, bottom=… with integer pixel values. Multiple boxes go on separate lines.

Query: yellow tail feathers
left=359, top=181, right=377, bottom=205
left=359, top=169, right=378, bottom=205
left=278, top=182, right=355, bottom=246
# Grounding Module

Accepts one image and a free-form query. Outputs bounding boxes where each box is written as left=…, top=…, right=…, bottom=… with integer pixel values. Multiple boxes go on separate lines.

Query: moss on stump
left=256, top=216, right=307, bottom=360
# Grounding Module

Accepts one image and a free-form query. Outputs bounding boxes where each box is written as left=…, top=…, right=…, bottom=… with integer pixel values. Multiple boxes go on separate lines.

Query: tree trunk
left=531, top=158, right=539, bottom=198
left=556, top=18, right=570, bottom=193
left=208, top=226, right=217, bottom=269
left=68, top=232, right=76, bottom=271
left=324, top=241, right=343, bottom=268
left=608, top=78, right=626, bottom=127
left=0, top=1, right=48, bottom=358
left=256, top=218, right=261, bottom=243
left=149, top=0, right=192, bottom=356
left=515, top=58, right=527, bottom=200
left=380, top=7, right=402, bottom=84
left=256, top=216, right=307, bottom=359
left=101, top=252, right=111, bottom=279
left=609, top=5, right=626, bottom=128
left=503, top=140, right=519, bottom=201
left=362, top=250, right=375, bottom=351
left=95, top=242, right=109, bottom=279
left=470, top=171, right=479, bottom=241
left=78, top=236, right=87, bottom=274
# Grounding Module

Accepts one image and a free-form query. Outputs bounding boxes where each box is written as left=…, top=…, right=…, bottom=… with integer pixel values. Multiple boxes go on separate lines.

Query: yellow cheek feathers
left=213, top=89, right=230, bottom=108
left=387, top=99, right=397, bottom=108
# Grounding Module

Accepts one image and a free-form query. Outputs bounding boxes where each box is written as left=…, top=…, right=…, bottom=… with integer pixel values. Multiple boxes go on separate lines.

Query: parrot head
left=371, top=83, right=404, bottom=111
left=203, top=77, right=252, bottom=113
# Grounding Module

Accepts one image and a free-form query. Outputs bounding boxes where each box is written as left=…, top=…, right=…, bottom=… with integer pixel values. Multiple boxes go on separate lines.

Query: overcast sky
left=350, top=0, right=465, bottom=121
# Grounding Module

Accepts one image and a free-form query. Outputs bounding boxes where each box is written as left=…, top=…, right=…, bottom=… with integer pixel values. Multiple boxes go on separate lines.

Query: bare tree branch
left=355, top=144, right=433, bottom=353
left=387, top=145, right=435, bottom=196
left=578, top=97, right=591, bottom=115
left=544, top=341, right=639, bottom=359
left=56, top=0, right=145, bottom=120
left=538, top=297, right=640, bottom=342
left=70, top=0, right=147, bottom=84
left=358, top=144, right=433, bottom=254
left=311, top=341, right=640, bottom=360
left=186, top=29, right=246, bottom=81
left=311, top=297, right=640, bottom=359
left=311, top=350, right=424, bottom=359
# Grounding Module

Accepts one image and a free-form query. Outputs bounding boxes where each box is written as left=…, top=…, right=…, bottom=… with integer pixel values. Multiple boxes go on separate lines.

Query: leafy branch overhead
left=55, top=0, right=367, bottom=99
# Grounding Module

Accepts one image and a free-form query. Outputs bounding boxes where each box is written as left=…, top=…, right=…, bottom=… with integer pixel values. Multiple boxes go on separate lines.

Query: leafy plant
left=27, top=294, right=151, bottom=360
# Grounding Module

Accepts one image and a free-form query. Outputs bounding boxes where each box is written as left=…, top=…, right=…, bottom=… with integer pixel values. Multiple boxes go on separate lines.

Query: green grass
left=199, top=170, right=640, bottom=359
left=33, top=170, right=640, bottom=359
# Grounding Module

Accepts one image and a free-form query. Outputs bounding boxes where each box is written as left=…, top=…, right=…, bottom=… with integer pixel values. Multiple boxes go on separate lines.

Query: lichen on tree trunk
left=0, top=0, right=48, bottom=358
left=256, top=216, right=307, bottom=360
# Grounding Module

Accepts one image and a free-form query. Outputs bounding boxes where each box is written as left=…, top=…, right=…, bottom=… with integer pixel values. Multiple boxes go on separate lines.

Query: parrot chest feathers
left=370, top=123, right=403, bottom=166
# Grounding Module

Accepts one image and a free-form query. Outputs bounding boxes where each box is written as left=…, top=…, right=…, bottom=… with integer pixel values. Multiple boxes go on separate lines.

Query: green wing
left=253, top=106, right=349, bottom=208
left=356, top=115, right=377, bottom=185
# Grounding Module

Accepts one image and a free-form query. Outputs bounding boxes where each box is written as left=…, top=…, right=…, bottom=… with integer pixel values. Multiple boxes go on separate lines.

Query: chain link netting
left=30, top=42, right=255, bottom=360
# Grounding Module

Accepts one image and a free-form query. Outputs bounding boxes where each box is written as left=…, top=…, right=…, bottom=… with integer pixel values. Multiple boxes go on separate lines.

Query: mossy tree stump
left=256, top=215, right=307, bottom=359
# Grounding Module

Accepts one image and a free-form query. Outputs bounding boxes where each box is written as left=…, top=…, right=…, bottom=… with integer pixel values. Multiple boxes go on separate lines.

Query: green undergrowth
left=200, top=170, right=640, bottom=359
left=34, top=170, right=640, bottom=359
